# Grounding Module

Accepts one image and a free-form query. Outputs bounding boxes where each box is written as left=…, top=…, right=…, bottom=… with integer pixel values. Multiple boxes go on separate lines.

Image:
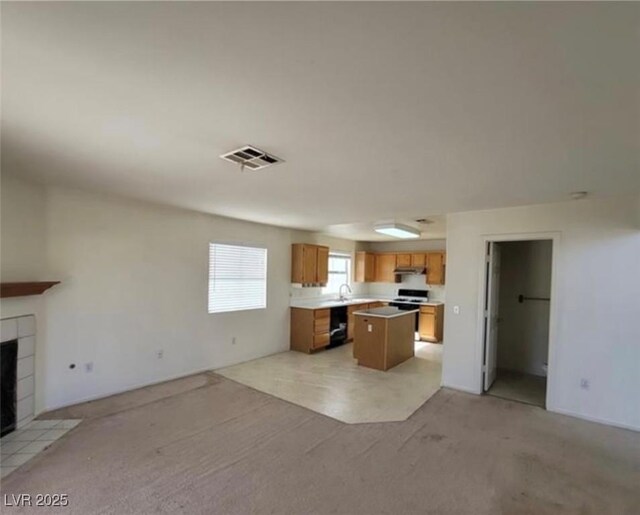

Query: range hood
left=393, top=266, right=426, bottom=275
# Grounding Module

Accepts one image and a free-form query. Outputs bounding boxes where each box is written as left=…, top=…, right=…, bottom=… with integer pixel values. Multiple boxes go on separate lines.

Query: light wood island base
left=353, top=307, right=416, bottom=371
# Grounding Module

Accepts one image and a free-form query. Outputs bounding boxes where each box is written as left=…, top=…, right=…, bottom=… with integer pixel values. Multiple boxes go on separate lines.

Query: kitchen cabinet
left=396, top=254, right=411, bottom=267
left=291, top=244, right=330, bottom=286
left=291, top=308, right=331, bottom=353
left=353, top=309, right=415, bottom=371
left=411, top=253, right=426, bottom=267
left=426, top=252, right=446, bottom=285
left=347, top=301, right=388, bottom=341
left=418, top=304, right=444, bottom=342
left=375, top=254, right=398, bottom=283
left=355, top=252, right=376, bottom=282
left=316, top=246, right=329, bottom=285
left=347, top=302, right=368, bottom=341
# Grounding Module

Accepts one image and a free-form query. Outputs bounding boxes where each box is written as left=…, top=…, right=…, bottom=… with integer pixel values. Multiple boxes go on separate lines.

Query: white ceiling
left=2, top=2, right=638, bottom=241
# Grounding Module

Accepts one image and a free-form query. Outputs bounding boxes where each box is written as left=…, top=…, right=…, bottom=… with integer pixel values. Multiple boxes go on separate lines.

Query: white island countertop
left=352, top=307, right=419, bottom=319
left=290, top=297, right=443, bottom=310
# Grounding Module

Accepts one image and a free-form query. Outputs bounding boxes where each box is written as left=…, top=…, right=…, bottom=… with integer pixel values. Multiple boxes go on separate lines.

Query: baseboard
left=442, top=383, right=482, bottom=395
left=549, top=406, right=639, bottom=433
left=40, top=366, right=214, bottom=414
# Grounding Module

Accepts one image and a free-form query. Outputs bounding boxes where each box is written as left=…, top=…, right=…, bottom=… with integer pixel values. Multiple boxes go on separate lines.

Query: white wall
left=40, top=186, right=296, bottom=410
left=1, top=174, right=47, bottom=282
left=497, top=240, right=552, bottom=376
left=1, top=175, right=50, bottom=414
left=443, top=195, right=640, bottom=431
left=0, top=176, right=366, bottom=412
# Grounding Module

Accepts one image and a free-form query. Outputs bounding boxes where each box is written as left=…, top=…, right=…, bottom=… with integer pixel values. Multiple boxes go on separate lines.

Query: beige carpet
left=1, top=373, right=639, bottom=514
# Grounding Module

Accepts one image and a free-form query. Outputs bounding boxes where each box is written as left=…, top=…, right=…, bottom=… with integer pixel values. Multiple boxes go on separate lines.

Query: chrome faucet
left=338, top=283, right=352, bottom=301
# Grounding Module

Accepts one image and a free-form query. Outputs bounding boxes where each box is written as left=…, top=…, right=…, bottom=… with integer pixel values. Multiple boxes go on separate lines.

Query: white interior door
left=483, top=242, right=501, bottom=391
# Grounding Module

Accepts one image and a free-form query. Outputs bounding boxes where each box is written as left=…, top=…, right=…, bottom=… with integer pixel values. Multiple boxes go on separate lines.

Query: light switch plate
left=368, top=324, right=372, bottom=332
left=453, top=306, right=460, bottom=315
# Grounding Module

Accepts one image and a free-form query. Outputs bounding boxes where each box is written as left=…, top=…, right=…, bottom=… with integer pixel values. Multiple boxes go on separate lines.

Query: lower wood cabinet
left=418, top=304, right=444, bottom=342
left=426, top=252, right=446, bottom=285
left=290, top=308, right=331, bottom=353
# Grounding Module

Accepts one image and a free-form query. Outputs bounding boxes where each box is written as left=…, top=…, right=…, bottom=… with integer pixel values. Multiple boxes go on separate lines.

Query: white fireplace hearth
left=1, top=315, right=36, bottom=429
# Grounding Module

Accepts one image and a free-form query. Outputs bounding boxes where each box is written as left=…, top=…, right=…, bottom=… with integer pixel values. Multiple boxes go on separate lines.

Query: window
left=208, top=243, right=267, bottom=313
left=323, top=252, right=352, bottom=294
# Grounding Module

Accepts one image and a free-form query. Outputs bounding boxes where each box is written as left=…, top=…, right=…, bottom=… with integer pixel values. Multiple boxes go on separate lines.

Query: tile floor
left=0, top=419, right=81, bottom=478
left=217, top=341, right=442, bottom=423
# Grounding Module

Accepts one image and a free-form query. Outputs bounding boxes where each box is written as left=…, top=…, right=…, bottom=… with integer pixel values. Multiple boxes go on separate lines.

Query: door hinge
left=484, top=309, right=489, bottom=318
left=482, top=365, right=487, bottom=373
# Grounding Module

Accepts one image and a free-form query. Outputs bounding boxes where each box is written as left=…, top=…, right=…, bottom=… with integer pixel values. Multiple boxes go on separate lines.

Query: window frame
left=322, top=251, right=352, bottom=295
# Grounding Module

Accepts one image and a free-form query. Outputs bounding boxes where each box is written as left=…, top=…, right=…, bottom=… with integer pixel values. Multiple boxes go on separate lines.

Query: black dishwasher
left=328, top=306, right=348, bottom=348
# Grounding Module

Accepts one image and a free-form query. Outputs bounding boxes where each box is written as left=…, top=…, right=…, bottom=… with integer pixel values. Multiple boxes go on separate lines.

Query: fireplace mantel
left=1, top=281, right=60, bottom=299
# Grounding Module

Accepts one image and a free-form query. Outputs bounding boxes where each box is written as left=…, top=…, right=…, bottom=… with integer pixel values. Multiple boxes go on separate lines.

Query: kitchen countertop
left=352, top=307, right=419, bottom=319
left=290, top=297, right=443, bottom=310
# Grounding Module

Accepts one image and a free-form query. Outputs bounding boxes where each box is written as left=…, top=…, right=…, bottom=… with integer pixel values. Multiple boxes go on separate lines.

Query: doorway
left=482, top=239, right=553, bottom=408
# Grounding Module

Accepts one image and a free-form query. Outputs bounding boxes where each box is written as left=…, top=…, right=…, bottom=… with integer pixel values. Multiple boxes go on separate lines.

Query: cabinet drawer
left=420, top=306, right=436, bottom=314
left=314, top=309, right=330, bottom=319
left=314, top=318, right=330, bottom=334
left=313, top=333, right=330, bottom=348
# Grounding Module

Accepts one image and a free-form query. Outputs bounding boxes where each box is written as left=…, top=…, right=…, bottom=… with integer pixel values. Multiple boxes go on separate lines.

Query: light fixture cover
left=374, top=223, right=421, bottom=239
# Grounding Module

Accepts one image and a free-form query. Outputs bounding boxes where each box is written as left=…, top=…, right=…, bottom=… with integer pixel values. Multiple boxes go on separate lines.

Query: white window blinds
left=208, top=243, right=267, bottom=314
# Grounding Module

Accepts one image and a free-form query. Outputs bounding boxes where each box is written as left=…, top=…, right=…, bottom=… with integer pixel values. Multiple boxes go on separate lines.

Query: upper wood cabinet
left=316, top=246, right=329, bottom=285
left=426, top=252, right=446, bottom=285
left=411, top=253, right=426, bottom=267
left=396, top=254, right=411, bottom=267
left=353, top=249, right=446, bottom=284
left=355, top=252, right=376, bottom=282
left=291, top=244, right=330, bottom=286
left=375, top=253, right=397, bottom=283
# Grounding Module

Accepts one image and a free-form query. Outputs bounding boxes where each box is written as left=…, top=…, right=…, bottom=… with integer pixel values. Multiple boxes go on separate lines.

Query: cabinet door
left=316, top=246, right=329, bottom=285
left=411, top=253, right=426, bottom=267
left=303, top=245, right=318, bottom=284
left=355, top=252, right=366, bottom=282
left=396, top=254, right=411, bottom=267
left=426, top=252, right=445, bottom=285
left=419, top=312, right=436, bottom=341
left=365, top=253, right=376, bottom=282
left=355, top=252, right=376, bottom=283
left=375, top=254, right=397, bottom=282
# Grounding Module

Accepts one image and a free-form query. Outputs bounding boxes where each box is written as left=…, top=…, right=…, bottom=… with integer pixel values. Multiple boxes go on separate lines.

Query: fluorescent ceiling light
left=374, top=223, right=421, bottom=239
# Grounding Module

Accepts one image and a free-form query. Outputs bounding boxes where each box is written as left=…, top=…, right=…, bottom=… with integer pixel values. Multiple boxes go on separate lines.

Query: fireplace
left=1, top=339, right=18, bottom=436
left=0, top=316, right=36, bottom=431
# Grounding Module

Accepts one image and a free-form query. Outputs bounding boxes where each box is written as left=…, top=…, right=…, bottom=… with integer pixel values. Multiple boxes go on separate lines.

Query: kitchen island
left=352, top=307, right=418, bottom=371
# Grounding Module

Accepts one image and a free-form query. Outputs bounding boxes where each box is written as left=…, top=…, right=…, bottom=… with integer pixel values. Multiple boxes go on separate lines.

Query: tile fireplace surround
left=1, top=315, right=37, bottom=430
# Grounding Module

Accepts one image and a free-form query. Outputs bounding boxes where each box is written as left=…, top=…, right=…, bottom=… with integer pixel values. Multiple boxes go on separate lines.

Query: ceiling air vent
left=220, top=145, right=283, bottom=171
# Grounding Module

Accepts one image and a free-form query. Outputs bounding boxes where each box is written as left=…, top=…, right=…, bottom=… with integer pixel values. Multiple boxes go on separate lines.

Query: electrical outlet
left=580, top=378, right=590, bottom=390
left=84, top=362, right=94, bottom=373
left=453, top=306, right=460, bottom=315
left=156, top=350, right=164, bottom=359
